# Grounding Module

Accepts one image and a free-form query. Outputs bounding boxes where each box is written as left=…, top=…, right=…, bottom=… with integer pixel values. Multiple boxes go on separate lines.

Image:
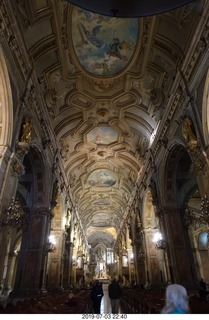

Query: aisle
left=100, top=283, right=112, bottom=314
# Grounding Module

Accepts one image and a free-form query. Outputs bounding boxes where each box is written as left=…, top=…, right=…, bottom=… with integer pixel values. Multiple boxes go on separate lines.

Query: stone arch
left=162, top=142, right=201, bottom=286
left=0, top=47, right=13, bottom=146
left=198, top=231, right=209, bottom=250
left=163, top=143, right=197, bottom=207
left=6, top=232, right=22, bottom=293
left=8, top=144, right=53, bottom=297
left=202, top=68, right=209, bottom=146
left=18, top=145, right=50, bottom=208
left=197, top=231, right=209, bottom=280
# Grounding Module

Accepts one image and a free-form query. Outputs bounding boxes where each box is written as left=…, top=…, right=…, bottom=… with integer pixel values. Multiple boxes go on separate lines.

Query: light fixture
left=153, top=231, right=166, bottom=250
left=185, top=195, right=209, bottom=226
left=1, top=197, right=29, bottom=228
left=47, top=234, right=56, bottom=252
left=67, top=0, right=194, bottom=18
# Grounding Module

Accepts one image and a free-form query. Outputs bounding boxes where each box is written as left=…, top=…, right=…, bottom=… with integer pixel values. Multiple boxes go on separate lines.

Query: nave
left=1, top=284, right=209, bottom=314
left=0, top=0, right=209, bottom=310
left=101, top=283, right=112, bottom=314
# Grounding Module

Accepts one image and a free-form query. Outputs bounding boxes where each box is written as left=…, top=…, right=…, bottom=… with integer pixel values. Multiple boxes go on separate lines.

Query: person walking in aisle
left=91, top=280, right=104, bottom=314
left=108, top=278, right=122, bottom=314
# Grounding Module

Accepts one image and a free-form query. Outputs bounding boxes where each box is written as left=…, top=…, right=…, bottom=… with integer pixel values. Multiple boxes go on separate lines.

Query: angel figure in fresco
left=106, top=32, right=128, bottom=61
left=78, top=23, right=104, bottom=48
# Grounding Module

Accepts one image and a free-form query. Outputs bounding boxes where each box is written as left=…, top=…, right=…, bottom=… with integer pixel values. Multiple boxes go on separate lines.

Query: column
left=11, top=207, right=51, bottom=297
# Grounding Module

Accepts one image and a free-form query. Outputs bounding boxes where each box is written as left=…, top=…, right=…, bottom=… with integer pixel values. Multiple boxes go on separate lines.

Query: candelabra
left=185, top=195, right=209, bottom=227
left=1, top=197, right=29, bottom=228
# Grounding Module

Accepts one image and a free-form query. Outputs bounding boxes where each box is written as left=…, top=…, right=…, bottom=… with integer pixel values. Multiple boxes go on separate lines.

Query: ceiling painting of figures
left=71, top=7, right=139, bottom=76
left=87, top=126, right=118, bottom=145
left=87, top=169, right=116, bottom=187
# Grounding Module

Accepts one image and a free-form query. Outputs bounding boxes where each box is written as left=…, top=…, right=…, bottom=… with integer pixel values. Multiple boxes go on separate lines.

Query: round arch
left=202, top=68, right=209, bottom=146
left=18, top=145, right=50, bottom=208
left=0, top=47, right=13, bottom=146
left=163, top=143, right=197, bottom=207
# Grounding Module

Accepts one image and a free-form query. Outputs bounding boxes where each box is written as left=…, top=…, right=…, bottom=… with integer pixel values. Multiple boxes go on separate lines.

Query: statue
left=94, top=258, right=108, bottom=279
left=20, top=119, right=32, bottom=144
left=52, top=180, right=59, bottom=201
left=182, top=117, right=197, bottom=143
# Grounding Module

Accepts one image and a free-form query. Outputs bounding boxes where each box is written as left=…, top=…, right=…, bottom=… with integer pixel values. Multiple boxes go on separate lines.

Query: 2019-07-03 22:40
left=81, top=314, right=128, bottom=319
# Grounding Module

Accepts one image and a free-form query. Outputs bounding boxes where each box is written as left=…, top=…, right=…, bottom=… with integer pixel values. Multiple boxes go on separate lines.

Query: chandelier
left=67, top=0, right=194, bottom=17
left=1, top=197, right=29, bottom=228
left=185, top=195, right=209, bottom=226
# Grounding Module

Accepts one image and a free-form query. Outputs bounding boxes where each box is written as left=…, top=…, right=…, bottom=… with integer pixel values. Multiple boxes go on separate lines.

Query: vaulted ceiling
left=11, top=0, right=201, bottom=248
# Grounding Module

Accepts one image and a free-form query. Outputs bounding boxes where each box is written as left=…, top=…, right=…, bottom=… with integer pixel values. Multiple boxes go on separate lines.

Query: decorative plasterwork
left=2, top=0, right=206, bottom=248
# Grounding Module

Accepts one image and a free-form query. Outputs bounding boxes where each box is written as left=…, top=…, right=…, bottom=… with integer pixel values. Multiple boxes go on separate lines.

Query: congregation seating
left=189, top=294, right=209, bottom=314
left=120, top=287, right=209, bottom=314
left=1, top=286, right=209, bottom=314
left=0, top=288, right=93, bottom=314
left=120, top=287, right=165, bottom=314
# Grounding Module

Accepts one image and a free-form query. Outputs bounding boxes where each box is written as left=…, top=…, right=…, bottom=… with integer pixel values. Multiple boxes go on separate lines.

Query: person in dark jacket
left=108, top=278, right=122, bottom=314
left=91, top=280, right=104, bottom=314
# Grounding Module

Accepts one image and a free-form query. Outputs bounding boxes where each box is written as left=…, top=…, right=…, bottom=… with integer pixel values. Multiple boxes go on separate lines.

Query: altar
left=94, top=258, right=109, bottom=280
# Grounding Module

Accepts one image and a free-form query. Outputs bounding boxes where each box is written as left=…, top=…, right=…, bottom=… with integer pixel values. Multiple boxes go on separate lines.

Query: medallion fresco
left=71, top=7, right=138, bottom=76
left=87, top=126, right=118, bottom=144
left=88, top=169, right=116, bottom=187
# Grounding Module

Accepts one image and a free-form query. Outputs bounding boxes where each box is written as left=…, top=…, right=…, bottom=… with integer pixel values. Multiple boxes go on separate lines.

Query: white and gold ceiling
left=11, top=0, right=202, bottom=247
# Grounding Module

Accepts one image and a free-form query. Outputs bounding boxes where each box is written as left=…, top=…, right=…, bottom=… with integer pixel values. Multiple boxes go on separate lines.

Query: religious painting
left=87, top=126, right=118, bottom=145
left=71, top=7, right=138, bottom=76
left=88, top=169, right=116, bottom=187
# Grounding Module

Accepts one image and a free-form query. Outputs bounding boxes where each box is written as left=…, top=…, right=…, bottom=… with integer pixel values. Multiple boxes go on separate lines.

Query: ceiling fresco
left=11, top=0, right=202, bottom=249
left=86, top=126, right=118, bottom=145
left=71, top=7, right=138, bottom=76
left=87, top=169, right=116, bottom=187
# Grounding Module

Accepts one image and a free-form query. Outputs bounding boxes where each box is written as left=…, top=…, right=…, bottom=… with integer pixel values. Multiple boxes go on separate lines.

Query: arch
left=197, top=231, right=209, bottom=280
left=18, top=145, right=50, bottom=207
left=0, top=47, right=13, bottom=145
left=202, top=68, right=209, bottom=146
left=198, top=231, right=209, bottom=251
left=163, top=143, right=197, bottom=207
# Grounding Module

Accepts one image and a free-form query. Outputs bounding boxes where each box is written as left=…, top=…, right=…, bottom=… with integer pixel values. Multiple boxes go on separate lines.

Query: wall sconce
left=153, top=231, right=166, bottom=250
left=122, top=255, right=128, bottom=267
left=47, top=235, right=56, bottom=252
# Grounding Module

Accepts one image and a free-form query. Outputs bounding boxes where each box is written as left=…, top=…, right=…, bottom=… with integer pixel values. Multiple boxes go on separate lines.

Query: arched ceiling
left=12, top=0, right=200, bottom=248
